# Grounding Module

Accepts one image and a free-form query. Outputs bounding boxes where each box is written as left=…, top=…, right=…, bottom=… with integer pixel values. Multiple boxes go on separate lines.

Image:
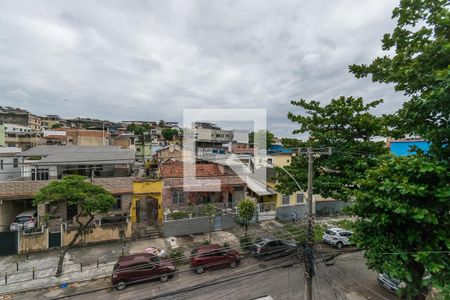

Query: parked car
left=377, top=272, right=431, bottom=294
left=112, top=253, right=175, bottom=290
left=322, top=227, right=353, bottom=249
left=250, top=238, right=297, bottom=258
left=10, top=210, right=38, bottom=232
left=190, top=244, right=240, bottom=274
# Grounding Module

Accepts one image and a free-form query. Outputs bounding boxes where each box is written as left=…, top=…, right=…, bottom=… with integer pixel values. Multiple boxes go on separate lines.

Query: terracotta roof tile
left=0, top=177, right=132, bottom=200
left=160, top=160, right=224, bottom=178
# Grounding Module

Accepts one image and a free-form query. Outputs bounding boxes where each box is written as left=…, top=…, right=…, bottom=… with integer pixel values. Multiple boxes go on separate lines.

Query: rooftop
left=0, top=177, right=133, bottom=200
left=18, top=145, right=135, bottom=165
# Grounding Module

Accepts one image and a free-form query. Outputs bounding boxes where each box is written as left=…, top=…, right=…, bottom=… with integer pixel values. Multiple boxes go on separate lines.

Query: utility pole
left=298, top=147, right=332, bottom=300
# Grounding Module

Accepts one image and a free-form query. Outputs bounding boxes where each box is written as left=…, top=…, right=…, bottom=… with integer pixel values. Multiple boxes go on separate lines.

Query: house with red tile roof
left=159, top=160, right=246, bottom=212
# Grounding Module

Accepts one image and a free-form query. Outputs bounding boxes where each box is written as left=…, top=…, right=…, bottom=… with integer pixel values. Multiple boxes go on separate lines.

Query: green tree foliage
left=349, top=155, right=450, bottom=299
left=276, top=96, right=387, bottom=200
left=203, top=203, right=216, bottom=242
left=236, top=198, right=256, bottom=236
left=349, top=0, right=450, bottom=160
left=162, top=128, right=178, bottom=141
left=34, top=175, right=115, bottom=276
left=127, top=123, right=150, bottom=135
left=249, top=130, right=274, bottom=149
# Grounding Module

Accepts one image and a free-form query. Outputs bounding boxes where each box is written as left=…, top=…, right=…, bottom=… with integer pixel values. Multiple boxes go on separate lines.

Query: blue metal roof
left=389, top=140, right=430, bottom=156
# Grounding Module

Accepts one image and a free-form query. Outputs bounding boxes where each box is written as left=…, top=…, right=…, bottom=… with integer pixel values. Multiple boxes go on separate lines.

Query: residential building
left=17, top=145, right=135, bottom=180
left=0, top=124, right=5, bottom=147
left=42, top=129, right=66, bottom=145
left=0, top=177, right=132, bottom=232
left=160, top=160, right=246, bottom=212
left=0, top=147, right=21, bottom=181
left=111, top=134, right=136, bottom=149
left=4, top=123, right=42, bottom=150
left=135, top=133, right=153, bottom=162
left=153, top=144, right=184, bottom=162
left=41, top=115, right=62, bottom=129
left=65, top=128, right=110, bottom=146
left=0, top=106, right=42, bottom=131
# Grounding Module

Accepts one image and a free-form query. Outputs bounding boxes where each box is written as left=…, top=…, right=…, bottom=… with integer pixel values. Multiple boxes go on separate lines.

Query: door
left=48, top=232, right=61, bottom=248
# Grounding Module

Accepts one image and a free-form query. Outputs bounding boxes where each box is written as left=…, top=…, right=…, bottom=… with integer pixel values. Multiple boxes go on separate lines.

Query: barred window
left=173, top=191, right=185, bottom=204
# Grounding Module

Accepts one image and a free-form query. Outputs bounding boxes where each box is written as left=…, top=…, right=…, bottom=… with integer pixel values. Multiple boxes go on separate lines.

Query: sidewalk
left=0, top=238, right=166, bottom=295
left=0, top=231, right=241, bottom=296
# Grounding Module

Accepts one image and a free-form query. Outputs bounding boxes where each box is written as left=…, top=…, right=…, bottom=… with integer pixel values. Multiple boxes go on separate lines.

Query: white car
left=10, top=210, right=38, bottom=232
left=322, top=227, right=353, bottom=249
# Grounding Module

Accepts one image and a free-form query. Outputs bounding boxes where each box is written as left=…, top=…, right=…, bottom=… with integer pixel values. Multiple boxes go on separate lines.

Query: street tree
left=203, top=203, right=216, bottom=242
left=236, top=198, right=256, bottom=236
left=347, top=1, right=450, bottom=298
left=349, top=0, right=449, bottom=160
left=275, top=96, right=387, bottom=201
left=349, top=155, right=450, bottom=299
left=34, top=175, right=115, bottom=276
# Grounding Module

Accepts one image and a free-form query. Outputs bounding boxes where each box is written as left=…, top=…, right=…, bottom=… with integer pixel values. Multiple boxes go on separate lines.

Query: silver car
left=322, top=227, right=353, bottom=249
left=10, top=210, right=38, bottom=232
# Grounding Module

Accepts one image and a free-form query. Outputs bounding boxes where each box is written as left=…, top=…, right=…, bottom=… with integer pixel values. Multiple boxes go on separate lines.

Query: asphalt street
left=16, top=251, right=397, bottom=300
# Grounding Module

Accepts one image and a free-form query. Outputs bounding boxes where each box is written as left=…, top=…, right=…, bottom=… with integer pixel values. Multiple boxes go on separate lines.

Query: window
left=112, top=195, right=122, bottom=210
left=267, top=241, right=279, bottom=247
left=31, top=168, right=49, bottom=180
left=0, top=160, right=3, bottom=170
left=13, top=158, right=18, bottom=168
left=173, top=191, right=184, bottom=204
left=282, top=195, right=290, bottom=205
left=296, top=193, right=304, bottom=204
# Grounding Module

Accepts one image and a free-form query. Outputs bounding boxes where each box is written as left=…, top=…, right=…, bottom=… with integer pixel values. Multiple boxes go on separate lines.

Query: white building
left=0, top=147, right=21, bottom=181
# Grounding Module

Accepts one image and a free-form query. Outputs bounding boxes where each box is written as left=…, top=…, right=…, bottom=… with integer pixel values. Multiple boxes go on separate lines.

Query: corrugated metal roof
left=18, top=145, right=124, bottom=156
left=17, top=145, right=135, bottom=165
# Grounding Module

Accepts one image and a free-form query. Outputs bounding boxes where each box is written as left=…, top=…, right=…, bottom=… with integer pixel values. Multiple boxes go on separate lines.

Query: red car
left=190, top=244, right=240, bottom=274
left=112, top=253, right=175, bottom=290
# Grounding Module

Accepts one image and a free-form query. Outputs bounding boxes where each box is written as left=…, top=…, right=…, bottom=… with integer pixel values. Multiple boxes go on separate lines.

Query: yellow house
left=267, top=180, right=305, bottom=207
left=266, top=153, right=292, bottom=168
left=131, top=178, right=164, bottom=225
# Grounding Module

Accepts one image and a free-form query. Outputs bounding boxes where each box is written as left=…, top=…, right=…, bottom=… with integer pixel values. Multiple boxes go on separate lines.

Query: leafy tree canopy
left=34, top=175, right=115, bottom=276
left=34, top=175, right=115, bottom=215
left=349, top=0, right=450, bottom=160
left=162, top=128, right=178, bottom=141
left=236, top=198, right=256, bottom=236
left=276, top=96, right=388, bottom=200
left=249, top=130, right=274, bottom=149
left=349, top=155, right=450, bottom=299
left=127, top=124, right=150, bottom=136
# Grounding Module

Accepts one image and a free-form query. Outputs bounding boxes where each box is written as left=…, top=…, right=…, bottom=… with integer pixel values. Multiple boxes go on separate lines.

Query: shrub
left=170, top=211, right=189, bottom=220
left=168, top=248, right=186, bottom=265
left=202, top=239, right=210, bottom=245
left=334, top=219, right=355, bottom=231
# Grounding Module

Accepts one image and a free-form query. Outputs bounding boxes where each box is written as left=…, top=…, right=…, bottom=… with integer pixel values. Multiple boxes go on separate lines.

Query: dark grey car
left=250, top=238, right=297, bottom=258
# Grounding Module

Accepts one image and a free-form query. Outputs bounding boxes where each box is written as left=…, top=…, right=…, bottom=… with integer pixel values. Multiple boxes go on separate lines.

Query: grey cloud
left=0, top=0, right=403, bottom=137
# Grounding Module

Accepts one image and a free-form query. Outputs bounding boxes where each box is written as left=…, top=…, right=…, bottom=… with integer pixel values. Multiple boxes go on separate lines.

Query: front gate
left=214, top=215, right=222, bottom=231
left=48, top=232, right=61, bottom=248
left=0, top=231, right=18, bottom=256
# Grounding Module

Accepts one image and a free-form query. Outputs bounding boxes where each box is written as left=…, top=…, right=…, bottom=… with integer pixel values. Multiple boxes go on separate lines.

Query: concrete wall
left=63, top=222, right=131, bottom=246
left=163, top=213, right=237, bottom=237
left=276, top=204, right=308, bottom=221
left=18, top=228, right=48, bottom=253
left=316, top=201, right=351, bottom=216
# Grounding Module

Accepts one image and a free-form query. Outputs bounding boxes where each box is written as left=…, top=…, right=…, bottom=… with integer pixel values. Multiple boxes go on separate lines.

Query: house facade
left=0, top=147, right=21, bottom=181
left=17, top=145, right=135, bottom=180
left=159, top=160, right=246, bottom=212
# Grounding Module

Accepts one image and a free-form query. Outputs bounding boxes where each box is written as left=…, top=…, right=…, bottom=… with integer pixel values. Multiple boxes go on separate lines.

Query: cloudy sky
left=0, top=0, right=406, bottom=137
